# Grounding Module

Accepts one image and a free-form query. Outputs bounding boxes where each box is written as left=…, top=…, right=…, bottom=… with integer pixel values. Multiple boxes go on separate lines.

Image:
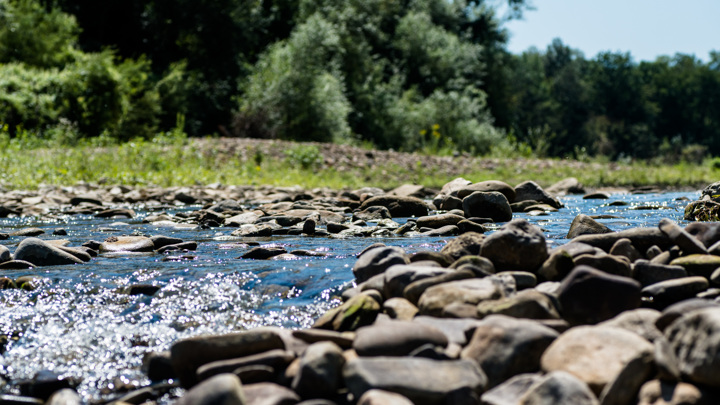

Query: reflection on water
left=0, top=191, right=697, bottom=400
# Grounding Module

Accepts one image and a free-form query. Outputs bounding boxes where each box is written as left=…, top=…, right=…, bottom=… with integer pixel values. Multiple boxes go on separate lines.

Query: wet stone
left=480, top=219, right=548, bottom=272
left=566, top=214, right=613, bottom=239
left=462, top=191, right=512, bottom=223
left=240, top=247, right=287, bottom=260
left=14, top=238, right=84, bottom=266
left=352, top=246, right=408, bottom=283
left=99, top=236, right=155, bottom=253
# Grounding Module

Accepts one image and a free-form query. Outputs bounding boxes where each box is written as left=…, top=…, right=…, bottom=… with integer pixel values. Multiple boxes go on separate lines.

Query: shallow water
left=0, top=191, right=698, bottom=400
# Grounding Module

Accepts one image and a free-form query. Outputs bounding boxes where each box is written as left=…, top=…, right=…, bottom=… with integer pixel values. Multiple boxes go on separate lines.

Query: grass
left=0, top=133, right=717, bottom=191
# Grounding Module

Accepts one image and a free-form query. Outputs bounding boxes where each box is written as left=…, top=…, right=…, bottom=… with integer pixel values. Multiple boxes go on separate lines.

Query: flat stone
left=170, top=328, right=285, bottom=387
left=541, top=325, right=654, bottom=395
left=633, top=259, right=688, bottom=287
left=99, top=236, right=155, bottom=253
left=240, top=247, right=287, bottom=260
left=13, top=238, right=84, bottom=266
left=195, top=349, right=295, bottom=382
left=353, top=320, right=448, bottom=357
left=416, top=214, right=465, bottom=229
left=10, top=227, right=45, bottom=237
left=243, top=382, right=300, bottom=405
left=439, top=177, right=472, bottom=197
left=358, top=389, right=413, bottom=405
left=573, top=227, right=672, bottom=254
left=224, top=212, right=261, bottom=227
left=669, top=254, right=720, bottom=278
left=557, top=265, right=642, bottom=326
left=417, top=275, right=515, bottom=317
left=461, top=315, right=559, bottom=388
left=480, top=219, right=548, bottom=272
left=642, top=277, right=710, bottom=310
left=344, top=357, right=487, bottom=405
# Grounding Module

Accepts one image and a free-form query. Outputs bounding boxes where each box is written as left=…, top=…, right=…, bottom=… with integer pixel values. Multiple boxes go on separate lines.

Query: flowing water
left=0, top=191, right=698, bottom=401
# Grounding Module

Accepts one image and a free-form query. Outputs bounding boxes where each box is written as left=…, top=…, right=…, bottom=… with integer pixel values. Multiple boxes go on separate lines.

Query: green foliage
left=0, top=0, right=78, bottom=68
left=284, top=144, right=323, bottom=170
left=236, top=14, right=351, bottom=143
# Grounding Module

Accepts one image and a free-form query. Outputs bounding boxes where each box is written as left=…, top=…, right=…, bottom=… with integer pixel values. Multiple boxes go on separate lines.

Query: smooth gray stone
left=462, top=191, right=512, bottom=223
left=176, top=374, right=245, bottom=405
left=344, top=357, right=487, bottom=405
left=292, top=341, right=345, bottom=399
left=566, top=214, right=613, bottom=239
left=170, top=328, right=285, bottom=388
left=13, top=238, right=84, bottom=266
left=664, top=307, right=720, bottom=387
left=461, top=315, right=558, bottom=388
left=481, top=219, right=548, bottom=272
left=352, top=246, right=408, bottom=283
left=353, top=320, right=448, bottom=357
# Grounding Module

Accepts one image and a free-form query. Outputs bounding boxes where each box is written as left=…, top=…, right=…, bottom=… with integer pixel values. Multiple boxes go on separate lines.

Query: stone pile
left=3, top=177, right=720, bottom=405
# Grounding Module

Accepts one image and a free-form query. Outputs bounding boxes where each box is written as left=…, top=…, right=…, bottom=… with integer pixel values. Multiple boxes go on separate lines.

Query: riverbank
left=0, top=136, right=716, bottom=190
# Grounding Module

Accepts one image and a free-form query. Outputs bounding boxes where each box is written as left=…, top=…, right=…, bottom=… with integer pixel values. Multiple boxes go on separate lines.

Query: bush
left=235, top=14, right=351, bottom=143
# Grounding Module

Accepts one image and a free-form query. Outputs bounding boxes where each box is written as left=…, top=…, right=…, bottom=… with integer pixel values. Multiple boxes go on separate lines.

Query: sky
left=502, top=0, right=720, bottom=62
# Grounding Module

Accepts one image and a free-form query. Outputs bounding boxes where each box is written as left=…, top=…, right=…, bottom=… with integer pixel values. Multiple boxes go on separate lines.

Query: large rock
left=352, top=246, right=408, bottom=283
left=598, top=308, right=663, bottom=343
left=637, top=379, right=720, bottom=405
left=655, top=298, right=720, bottom=332
left=632, top=260, right=687, bottom=287
left=482, top=372, right=598, bottom=405
left=659, top=218, right=707, bottom=255
left=574, top=252, right=632, bottom=277
left=462, top=191, right=512, bottom=222
left=476, top=290, right=560, bottom=320
left=170, top=329, right=285, bottom=387
left=481, top=219, right=548, bottom=272
left=460, top=315, right=559, bottom=388
left=566, top=214, right=614, bottom=239
left=358, top=196, right=429, bottom=218
left=669, top=254, right=720, bottom=278
left=99, top=236, right=155, bottom=253
left=13, top=238, right=84, bottom=266
left=417, top=275, right=515, bottom=317
left=415, top=214, right=465, bottom=229
left=546, top=177, right=585, bottom=196
left=642, top=277, right=710, bottom=310
left=313, top=291, right=381, bottom=331
left=383, top=264, right=452, bottom=298
left=344, top=357, right=487, bottom=405
left=514, top=181, right=561, bottom=209
left=457, top=181, right=516, bottom=202
left=353, top=320, right=448, bottom=357
left=557, top=265, right=642, bottom=326
left=541, top=326, right=654, bottom=395
left=176, top=374, right=245, bottom=405
left=573, top=228, right=672, bottom=254
left=358, top=389, right=414, bottom=405
left=243, top=383, right=300, bottom=405
left=440, top=232, right=485, bottom=260
left=664, top=307, right=720, bottom=387
left=0, top=245, right=10, bottom=263
left=291, top=341, right=345, bottom=399
left=684, top=222, right=720, bottom=248
left=438, top=177, right=473, bottom=197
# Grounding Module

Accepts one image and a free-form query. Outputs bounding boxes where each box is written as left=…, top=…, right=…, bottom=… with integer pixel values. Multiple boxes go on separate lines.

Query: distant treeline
left=1, top=0, right=718, bottom=160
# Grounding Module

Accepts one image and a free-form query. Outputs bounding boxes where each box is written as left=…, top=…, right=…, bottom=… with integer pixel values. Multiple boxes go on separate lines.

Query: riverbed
left=0, top=190, right=697, bottom=400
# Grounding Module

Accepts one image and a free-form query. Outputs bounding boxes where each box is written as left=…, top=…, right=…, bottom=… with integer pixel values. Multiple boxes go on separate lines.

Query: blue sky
left=502, top=0, right=720, bottom=62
